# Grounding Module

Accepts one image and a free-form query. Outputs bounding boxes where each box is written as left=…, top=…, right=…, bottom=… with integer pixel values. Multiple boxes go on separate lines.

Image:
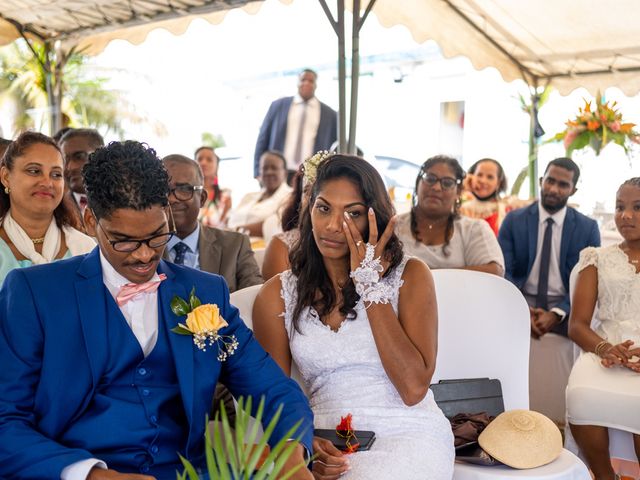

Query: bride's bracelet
left=349, top=243, right=393, bottom=307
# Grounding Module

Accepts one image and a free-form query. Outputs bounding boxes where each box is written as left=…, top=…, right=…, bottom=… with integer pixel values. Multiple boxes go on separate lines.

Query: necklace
left=621, top=245, right=640, bottom=264
left=31, top=237, right=45, bottom=245
left=424, top=218, right=447, bottom=231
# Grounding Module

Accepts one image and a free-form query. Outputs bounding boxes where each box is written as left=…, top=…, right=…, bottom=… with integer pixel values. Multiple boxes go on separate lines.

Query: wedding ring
left=356, top=241, right=362, bottom=246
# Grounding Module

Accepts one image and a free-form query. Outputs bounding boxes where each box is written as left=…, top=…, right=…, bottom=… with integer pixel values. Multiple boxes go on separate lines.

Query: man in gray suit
left=162, top=154, right=263, bottom=292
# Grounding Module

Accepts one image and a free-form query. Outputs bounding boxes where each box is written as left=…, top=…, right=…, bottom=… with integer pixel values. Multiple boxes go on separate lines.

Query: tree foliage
left=0, top=39, right=164, bottom=138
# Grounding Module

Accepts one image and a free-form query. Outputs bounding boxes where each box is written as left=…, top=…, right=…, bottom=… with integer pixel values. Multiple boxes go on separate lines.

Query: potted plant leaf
left=177, top=396, right=309, bottom=480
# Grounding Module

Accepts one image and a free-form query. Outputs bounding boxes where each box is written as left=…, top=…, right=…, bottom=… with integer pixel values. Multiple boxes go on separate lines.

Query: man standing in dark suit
left=162, top=154, right=263, bottom=292
left=254, top=69, right=337, bottom=177
left=499, top=157, right=600, bottom=424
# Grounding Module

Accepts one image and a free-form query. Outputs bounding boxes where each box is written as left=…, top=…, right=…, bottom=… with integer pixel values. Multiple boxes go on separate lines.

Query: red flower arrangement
left=336, top=414, right=360, bottom=454
left=550, top=92, right=640, bottom=157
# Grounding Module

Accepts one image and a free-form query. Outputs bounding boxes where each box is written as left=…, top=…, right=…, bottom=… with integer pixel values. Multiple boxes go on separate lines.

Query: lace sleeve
left=576, top=247, right=599, bottom=273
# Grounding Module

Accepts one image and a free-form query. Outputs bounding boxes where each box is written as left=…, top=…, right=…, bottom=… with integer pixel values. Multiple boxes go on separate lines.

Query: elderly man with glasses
left=161, top=154, right=262, bottom=293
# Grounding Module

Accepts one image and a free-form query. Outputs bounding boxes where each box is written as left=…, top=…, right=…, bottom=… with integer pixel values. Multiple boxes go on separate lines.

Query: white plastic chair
left=431, top=269, right=590, bottom=480
left=229, top=284, right=306, bottom=390
left=564, top=266, right=637, bottom=463
left=252, top=247, right=265, bottom=271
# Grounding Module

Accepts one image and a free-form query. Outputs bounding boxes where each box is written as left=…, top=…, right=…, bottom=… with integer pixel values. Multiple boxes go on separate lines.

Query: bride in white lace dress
left=567, top=178, right=640, bottom=480
left=254, top=155, right=454, bottom=480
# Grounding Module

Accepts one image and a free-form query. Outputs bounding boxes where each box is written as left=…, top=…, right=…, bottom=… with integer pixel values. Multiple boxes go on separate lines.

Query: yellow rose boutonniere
left=171, top=287, right=239, bottom=361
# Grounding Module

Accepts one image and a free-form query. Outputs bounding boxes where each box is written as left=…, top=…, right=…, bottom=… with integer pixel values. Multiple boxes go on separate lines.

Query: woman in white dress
left=253, top=155, right=454, bottom=480
left=567, top=177, right=640, bottom=480
left=226, top=150, right=292, bottom=236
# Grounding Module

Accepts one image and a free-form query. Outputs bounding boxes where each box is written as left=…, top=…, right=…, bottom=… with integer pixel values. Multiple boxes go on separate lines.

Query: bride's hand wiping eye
left=343, top=207, right=396, bottom=276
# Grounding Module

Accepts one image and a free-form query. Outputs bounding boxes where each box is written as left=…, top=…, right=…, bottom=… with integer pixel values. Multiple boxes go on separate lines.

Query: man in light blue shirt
left=162, top=154, right=262, bottom=292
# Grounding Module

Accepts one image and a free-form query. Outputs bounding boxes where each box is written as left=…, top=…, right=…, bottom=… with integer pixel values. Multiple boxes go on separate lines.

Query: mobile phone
left=314, top=428, right=376, bottom=452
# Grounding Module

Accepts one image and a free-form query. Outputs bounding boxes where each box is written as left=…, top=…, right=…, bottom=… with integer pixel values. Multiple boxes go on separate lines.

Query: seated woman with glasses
left=0, top=131, right=95, bottom=284
left=395, top=155, right=504, bottom=275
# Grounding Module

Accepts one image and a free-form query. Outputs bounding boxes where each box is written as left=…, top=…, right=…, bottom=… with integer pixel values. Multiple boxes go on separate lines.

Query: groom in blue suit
left=498, top=157, right=600, bottom=422
left=0, top=141, right=313, bottom=480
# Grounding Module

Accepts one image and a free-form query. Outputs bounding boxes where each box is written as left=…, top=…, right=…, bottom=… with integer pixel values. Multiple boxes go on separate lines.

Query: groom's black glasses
left=93, top=208, right=177, bottom=253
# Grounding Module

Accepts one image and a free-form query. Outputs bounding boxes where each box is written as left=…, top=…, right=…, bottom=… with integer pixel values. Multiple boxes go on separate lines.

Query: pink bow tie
left=116, top=274, right=167, bottom=306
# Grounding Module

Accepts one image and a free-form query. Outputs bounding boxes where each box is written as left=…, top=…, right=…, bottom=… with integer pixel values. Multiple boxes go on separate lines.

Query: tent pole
left=528, top=84, right=539, bottom=199
left=318, top=0, right=347, bottom=153
left=348, top=0, right=360, bottom=154
left=337, top=1, right=347, bottom=153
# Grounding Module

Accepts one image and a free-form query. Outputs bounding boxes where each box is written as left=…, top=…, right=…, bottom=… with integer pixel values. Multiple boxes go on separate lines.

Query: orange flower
left=587, top=120, right=600, bottom=131
left=336, top=414, right=354, bottom=433
left=336, top=414, right=360, bottom=454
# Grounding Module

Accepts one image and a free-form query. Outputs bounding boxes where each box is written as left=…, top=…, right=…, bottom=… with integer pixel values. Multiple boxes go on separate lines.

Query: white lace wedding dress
left=280, top=257, right=455, bottom=479
left=566, top=245, right=640, bottom=434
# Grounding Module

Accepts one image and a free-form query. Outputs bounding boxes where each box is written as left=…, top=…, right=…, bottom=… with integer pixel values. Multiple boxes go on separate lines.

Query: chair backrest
left=230, top=284, right=263, bottom=329
left=252, top=248, right=266, bottom=271
left=229, top=284, right=306, bottom=392
left=431, top=269, right=530, bottom=411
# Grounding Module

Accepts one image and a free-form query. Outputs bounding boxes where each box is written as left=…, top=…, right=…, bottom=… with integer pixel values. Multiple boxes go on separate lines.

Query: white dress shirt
left=523, top=202, right=568, bottom=316
left=283, top=95, right=321, bottom=169
left=61, top=251, right=163, bottom=479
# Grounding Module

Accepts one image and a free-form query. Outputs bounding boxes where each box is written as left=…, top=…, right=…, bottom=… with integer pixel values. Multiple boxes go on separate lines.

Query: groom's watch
left=550, top=307, right=566, bottom=322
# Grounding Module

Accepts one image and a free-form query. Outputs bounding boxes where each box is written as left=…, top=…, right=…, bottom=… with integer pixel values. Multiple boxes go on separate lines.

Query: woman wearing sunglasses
left=395, top=155, right=504, bottom=276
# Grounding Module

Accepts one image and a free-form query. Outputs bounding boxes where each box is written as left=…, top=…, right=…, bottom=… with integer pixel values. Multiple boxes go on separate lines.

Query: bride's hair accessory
left=350, top=243, right=392, bottom=307
left=302, top=150, right=333, bottom=184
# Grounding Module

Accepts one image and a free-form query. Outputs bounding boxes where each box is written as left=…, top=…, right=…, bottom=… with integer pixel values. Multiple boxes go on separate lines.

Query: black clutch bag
left=430, top=378, right=504, bottom=466
left=314, top=428, right=376, bottom=452
left=430, top=378, right=504, bottom=418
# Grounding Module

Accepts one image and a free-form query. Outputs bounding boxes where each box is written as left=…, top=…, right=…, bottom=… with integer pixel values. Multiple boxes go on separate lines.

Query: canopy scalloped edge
left=74, top=1, right=284, bottom=55
left=1, top=0, right=639, bottom=96
left=346, top=0, right=640, bottom=97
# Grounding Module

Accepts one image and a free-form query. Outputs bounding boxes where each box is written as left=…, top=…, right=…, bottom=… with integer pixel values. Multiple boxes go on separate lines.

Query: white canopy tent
left=2, top=0, right=639, bottom=192
left=3, top=0, right=639, bottom=94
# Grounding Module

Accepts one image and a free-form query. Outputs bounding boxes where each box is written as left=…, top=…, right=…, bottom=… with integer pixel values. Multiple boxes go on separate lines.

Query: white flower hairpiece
left=302, top=150, right=334, bottom=183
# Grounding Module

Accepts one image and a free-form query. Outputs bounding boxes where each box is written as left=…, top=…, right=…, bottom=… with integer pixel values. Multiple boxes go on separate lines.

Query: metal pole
left=348, top=0, right=360, bottom=154
left=42, top=42, right=60, bottom=135
left=337, top=0, right=347, bottom=153
left=528, top=87, right=539, bottom=199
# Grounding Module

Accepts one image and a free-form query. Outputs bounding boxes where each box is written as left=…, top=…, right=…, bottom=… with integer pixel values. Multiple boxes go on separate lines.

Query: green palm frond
left=178, top=396, right=309, bottom=480
left=0, top=38, right=163, bottom=137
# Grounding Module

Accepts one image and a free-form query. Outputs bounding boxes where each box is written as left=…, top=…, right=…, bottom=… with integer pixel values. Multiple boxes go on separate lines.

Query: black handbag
left=430, top=378, right=504, bottom=466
